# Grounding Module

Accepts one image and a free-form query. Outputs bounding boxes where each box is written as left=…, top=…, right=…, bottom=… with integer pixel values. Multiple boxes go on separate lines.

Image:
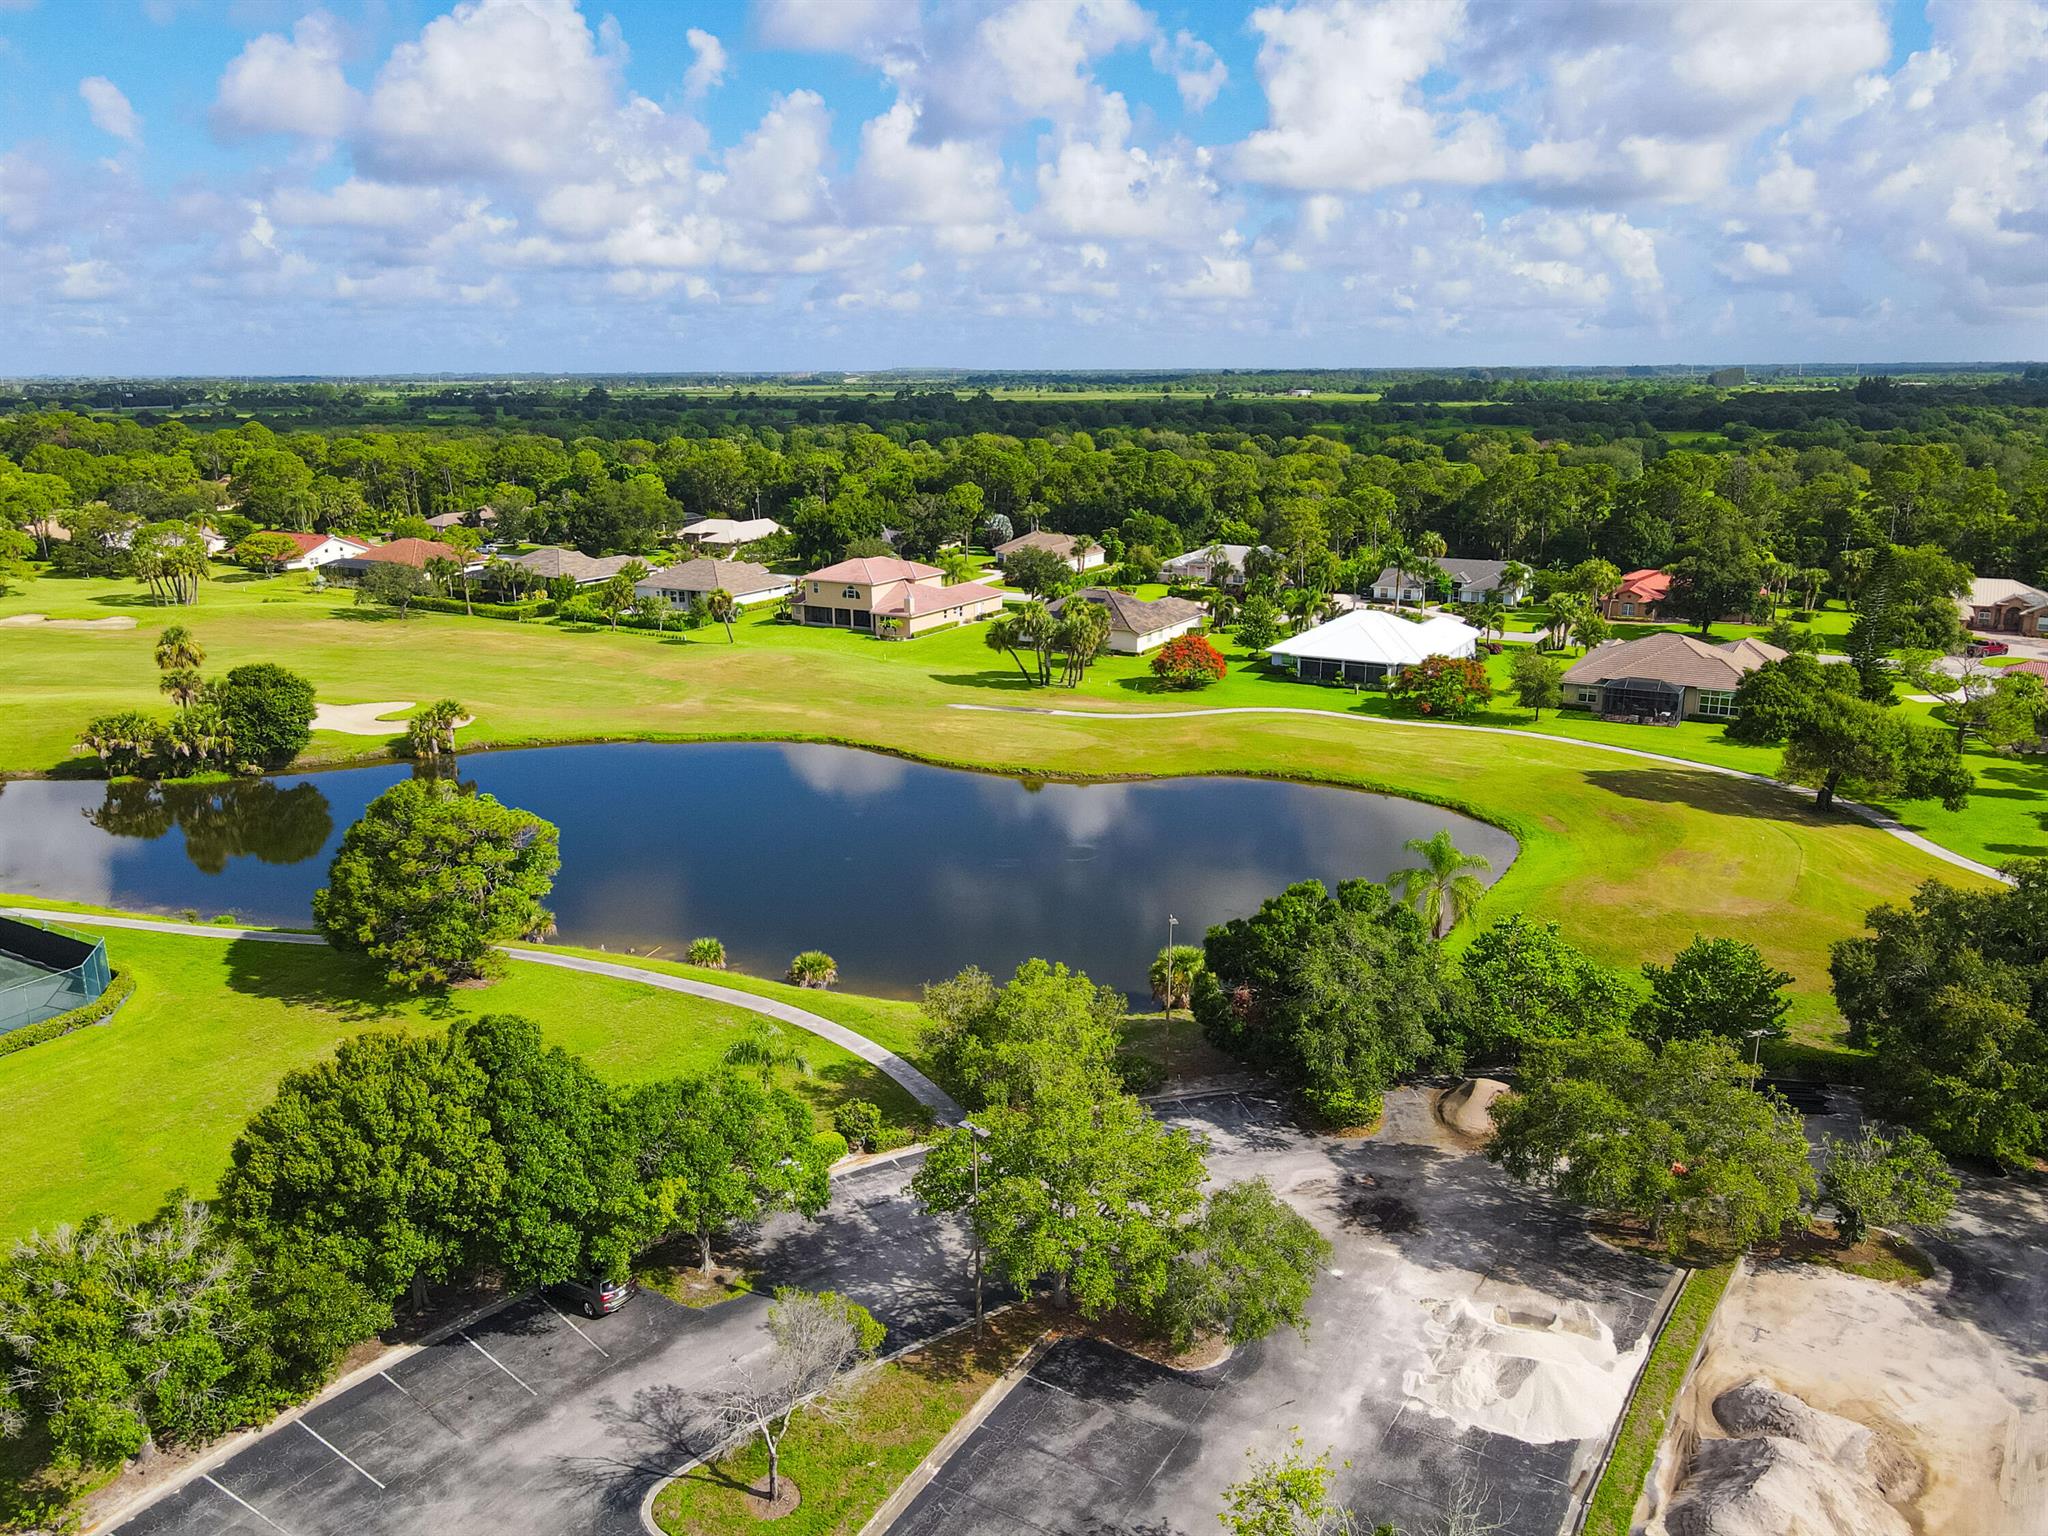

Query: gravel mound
left=1663, top=1379, right=1921, bottom=1536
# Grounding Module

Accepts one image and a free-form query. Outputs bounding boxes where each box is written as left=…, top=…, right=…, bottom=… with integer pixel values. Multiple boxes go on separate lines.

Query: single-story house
left=1560, top=632, right=1786, bottom=723
left=109, top=522, right=229, bottom=556
left=1158, top=543, right=1267, bottom=589
left=1265, top=610, right=1480, bottom=685
left=264, top=531, right=369, bottom=570
left=993, top=529, right=1108, bottom=572
left=425, top=507, right=497, bottom=532
left=1959, top=577, right=2048, bottom=637
left=1371, top=557, right=1527, bottom=606
left=1049, top=588, right=1207, bottom=654
left=680, top=517, right=783, bottom=551
left=797, top=555, right=1004, bottom=638
left=635, top=557, right=793, bottom=611
left=1600, top=568, right=1671, bottom=621
left=329, top=538, right=478, bottom=578
left=502, top=547, right=639, bottom=586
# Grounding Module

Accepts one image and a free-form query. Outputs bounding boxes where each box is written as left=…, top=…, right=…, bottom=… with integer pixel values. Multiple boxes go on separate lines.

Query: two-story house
left=797, top=556, right=1005, bottom=638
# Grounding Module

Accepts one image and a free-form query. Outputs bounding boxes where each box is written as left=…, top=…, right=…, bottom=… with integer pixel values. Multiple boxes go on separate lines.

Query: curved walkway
left=950, top=701, right=2004, bottom=883
left=0, top=908, right=962, bottom=1120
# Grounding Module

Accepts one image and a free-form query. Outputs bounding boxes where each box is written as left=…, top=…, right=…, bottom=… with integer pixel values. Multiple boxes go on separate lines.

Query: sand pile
left=1439, top=1078, right=1509, bottom=1138
left=1401, top=1296, right=1644, bottom=1444
left=1662, top=1379, right=1920, bottom=1536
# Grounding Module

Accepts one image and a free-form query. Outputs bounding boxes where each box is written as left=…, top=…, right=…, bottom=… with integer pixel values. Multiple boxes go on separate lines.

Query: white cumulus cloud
left=79, top=78, right=142, bottom=144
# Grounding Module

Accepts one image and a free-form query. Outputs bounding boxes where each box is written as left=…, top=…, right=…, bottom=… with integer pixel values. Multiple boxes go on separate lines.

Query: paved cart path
left=0, top=908, right=960, bottom=1121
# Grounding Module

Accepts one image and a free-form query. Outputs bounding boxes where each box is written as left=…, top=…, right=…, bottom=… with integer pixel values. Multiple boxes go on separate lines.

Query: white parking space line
left=298, top=1419, right=386, bottom=1490
left=540, top=1298, right=611, bottom=1359
left=461, top=1329, right=540, bottom=1395
left=201, top=1475, right=297, bottom=1536
left=379, top=1369, right=469, bottom=1442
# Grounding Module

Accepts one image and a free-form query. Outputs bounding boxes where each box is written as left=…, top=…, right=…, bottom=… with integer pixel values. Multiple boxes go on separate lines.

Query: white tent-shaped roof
left=1265, top=609, right=1479, bottom=667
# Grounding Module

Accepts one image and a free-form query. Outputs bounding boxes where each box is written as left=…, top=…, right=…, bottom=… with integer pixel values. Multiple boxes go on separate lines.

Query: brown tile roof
left=505, top=547, right=637, bottom=582
left=1051, top=587, right=1206, bottom=635
left=805, top=556, right=943, bottom=584
left=1561, top=631, right=1785, bottom=690
left=639, top=557, right=788, bottom=597
left=994, top=530, right=1088, bottom=558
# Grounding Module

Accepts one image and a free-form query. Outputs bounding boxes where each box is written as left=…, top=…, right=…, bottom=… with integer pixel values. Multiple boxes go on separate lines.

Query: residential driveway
left=113, top=1156, right=976, bottom=1536
left=888, top=1091, right=1675, bottom=1536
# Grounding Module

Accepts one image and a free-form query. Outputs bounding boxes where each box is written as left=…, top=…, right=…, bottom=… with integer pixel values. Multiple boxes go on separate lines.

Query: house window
left=1619, top=603, right=1636, bottom=616
left=1696, top=689, right=1738, bottom=720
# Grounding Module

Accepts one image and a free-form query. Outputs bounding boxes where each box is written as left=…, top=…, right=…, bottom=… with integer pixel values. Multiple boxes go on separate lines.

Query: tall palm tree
left=1381, top=539, right=1414, bottom=608
left=1414, top=530, right=1448, bottom=606
left=722, top=1019, right=812, bottom=1083
left=705, top=586, right=738, bottom=642
left=154, top=624, right=205, bottom=708
left=1474, top=599, right=1507, bottom=639
left=1388, top=829, right=1491, bottom=939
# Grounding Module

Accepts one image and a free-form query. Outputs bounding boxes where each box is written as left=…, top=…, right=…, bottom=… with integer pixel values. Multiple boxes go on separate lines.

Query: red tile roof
left=1612, top=568, right=1671, bottom=602
left=356, top=538, right=463, bottom=567
left=804, top=556, right=943, bottom=584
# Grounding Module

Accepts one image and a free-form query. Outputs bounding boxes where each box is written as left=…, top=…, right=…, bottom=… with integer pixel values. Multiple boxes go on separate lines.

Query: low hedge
left=408, top=594, right=551, bottom=621
left=0, top=969, right=135, bottom=1058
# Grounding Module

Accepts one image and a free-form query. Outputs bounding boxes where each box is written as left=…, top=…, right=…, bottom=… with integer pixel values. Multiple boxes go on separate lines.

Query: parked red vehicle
left=1968, top=639, right=2011, bottom=657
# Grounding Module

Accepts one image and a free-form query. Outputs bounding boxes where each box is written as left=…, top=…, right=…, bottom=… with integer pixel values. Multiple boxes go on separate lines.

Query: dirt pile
left=1438, top=1077, right=1508, bottom=1138
left=1662, top=1379, right=1921, bottom=1536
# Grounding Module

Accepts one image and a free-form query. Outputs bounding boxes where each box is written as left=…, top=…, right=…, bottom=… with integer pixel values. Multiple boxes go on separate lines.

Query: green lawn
left=0, top=916, right=929, bottom=1240
left=0, top=567, right=2007, bottom=1056
left=1582, top=1262, right=1735, bottom=1536
left=652, top=1306, right=1046, bottom=1536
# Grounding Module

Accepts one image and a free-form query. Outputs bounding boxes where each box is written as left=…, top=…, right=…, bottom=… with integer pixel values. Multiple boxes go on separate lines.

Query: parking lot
left=114, top=1154, right=977, bottom=1536
left=888, top=1091, right=1675, bottom=1536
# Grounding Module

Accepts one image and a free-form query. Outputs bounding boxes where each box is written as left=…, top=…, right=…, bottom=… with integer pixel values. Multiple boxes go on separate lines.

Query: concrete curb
left=856, top=1330, right=1057, bottom=1536
left=635, top=1306, right=1045, bottom=1536
left=947, top=700, right=2004, bottom=884
left=79, top=1288, right=515, bottom=1535
left=0, top=907, right=963, bottom=1122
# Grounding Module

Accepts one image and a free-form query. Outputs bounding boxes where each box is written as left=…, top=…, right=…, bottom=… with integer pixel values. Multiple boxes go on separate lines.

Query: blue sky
left=0, top=0, right=2040, bottom=375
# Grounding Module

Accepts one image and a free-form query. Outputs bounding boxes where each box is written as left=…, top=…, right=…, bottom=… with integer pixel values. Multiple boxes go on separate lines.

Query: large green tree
left=918, top=958, right=1126, bottom=1109
left=1489, top=1036, right=1815, bottom=1256
left=623, top=1071, right=833, bottom=1274
left=1635, top=936, right=1793, bottom=1049
left=313, top=779, right=559, bottom=988
left=1193, top=879, right=1458, bottom=1124
left=1456, top=914, right=1632, bottom=1061
left=1152, top=1178, right=1330, bottom=1352
left=213, top=662, right=317, bottom=772
left=1831, top=864, right=2048, bottom=1164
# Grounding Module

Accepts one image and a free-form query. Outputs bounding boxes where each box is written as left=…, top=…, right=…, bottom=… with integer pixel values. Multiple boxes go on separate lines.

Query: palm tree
left=1150, top=944, right=1205, bottom=1014
left=1381, top=539, right=1413, bottom=608
left=1414, top=530, right=1448, bottom=606
left=786, top=950, right=838, bottom=988
left=154, top=625, right=205, bottom=708
left=1069, top=534, right=1098, bottom=573
left=686, top=936, right=727, bottom=969
left=937, top=548, right=978, bottom=586
left=1388, top=829, right=1491, bottom=939
left=1473, top=599, right=1507, bottom=640
left=722, top=1019, right=812, bottom=1083
left=705, top=586, right=738, bottom=642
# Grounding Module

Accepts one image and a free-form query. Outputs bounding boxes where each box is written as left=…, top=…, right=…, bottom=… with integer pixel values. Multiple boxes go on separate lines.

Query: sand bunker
left=1402, top=1295, right=1645, bottom=1444
left=0, top=613, right=137, bottom=630
left=313, top=701, right=476, bottom=737
left=1439, top=1078, right=1509, bottom=1138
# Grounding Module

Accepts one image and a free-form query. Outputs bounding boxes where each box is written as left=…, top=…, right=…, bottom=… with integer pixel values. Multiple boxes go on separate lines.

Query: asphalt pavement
left=111, top=1154, right=977, bottom=1536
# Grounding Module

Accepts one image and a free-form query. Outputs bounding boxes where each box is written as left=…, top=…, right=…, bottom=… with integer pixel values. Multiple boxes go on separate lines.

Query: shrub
left=79, top=709, right=166, bottom=776
left=832, top=1099, right=883, bottom=1152
left=0, top=969, right=134, bottom=1059
left=1389, top=654, right=1493, bottom=718
left=1818, top=1125, right=1959, bottom=1245
left=810, top=1130, right=849, bottom=1164
left=1150, top=633, right=1228, bottom=689
left=786, top=949, right=838, bottom=988
left=686, top=936, right=728, bottom=968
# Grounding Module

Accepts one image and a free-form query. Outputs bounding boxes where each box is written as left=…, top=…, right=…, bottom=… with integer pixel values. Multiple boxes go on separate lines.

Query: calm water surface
left=0, top=743, right=1515, bottom=999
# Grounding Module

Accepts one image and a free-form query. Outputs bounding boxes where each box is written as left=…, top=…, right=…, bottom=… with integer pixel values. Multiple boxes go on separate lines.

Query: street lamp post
left=1745, top=1028, right=1769, bottom=1074
left=1165, top=913, right=1179, bottom=1020
left=963, top=1119, right=991, bottom=1332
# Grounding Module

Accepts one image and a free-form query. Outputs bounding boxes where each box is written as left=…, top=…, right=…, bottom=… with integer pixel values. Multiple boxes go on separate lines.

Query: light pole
left=1745, top=1028, right=1769, bottom=1074
left=963, top=1118, right=991, bottom=1332
left=1165, top=913, right=1179, bottom=1020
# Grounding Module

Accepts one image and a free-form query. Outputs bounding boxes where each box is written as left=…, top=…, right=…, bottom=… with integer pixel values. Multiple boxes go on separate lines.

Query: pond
left=0, top=743, right=1516, bottom=1000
